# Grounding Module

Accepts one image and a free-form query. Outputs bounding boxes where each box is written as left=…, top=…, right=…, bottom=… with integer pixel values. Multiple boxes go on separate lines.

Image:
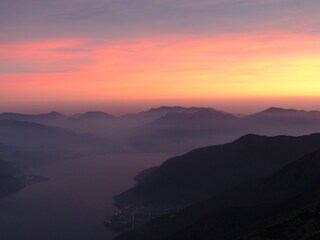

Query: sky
left=1, top=0, right=320, bottom=114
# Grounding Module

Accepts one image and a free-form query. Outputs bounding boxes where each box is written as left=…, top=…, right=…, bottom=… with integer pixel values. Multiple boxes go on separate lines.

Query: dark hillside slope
left=0, top=159, right=25, bottom=198
left=115, top=149, right=320, bottom=240
left=240, top=202, right=320, bottom=240
left=115, top=134, right=320, bottom=206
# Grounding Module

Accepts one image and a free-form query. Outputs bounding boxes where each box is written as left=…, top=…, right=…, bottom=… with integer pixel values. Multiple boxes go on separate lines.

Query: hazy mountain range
left=0, top=119, right=110, bottom=151
left=2, top=106, right=320, bottom=153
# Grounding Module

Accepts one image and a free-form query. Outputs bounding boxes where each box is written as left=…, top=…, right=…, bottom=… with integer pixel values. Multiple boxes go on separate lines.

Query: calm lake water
left=0, top=153, right=169, bottom=240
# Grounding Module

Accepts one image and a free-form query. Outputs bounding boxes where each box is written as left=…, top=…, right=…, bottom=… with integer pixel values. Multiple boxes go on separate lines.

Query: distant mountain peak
left=78, top=111, right=114, bottom=119
left=146, top=106, right=214, bottom=113
left=236, top=133, right=265, bottom=141
left=264, top=107, right=288, bottom=112
left=155, top=108, right=237, bottom=122
left=247, top=107, right=320, bottom=121
left=262, top=107, right=320, bottom=114
left=149, top=106, right=184, bottom=111
left=46, top=111, right=65, bottom=116
left=261, top=107, right=306, bottom=114
left=0, top=111, right=66, bottom=121
left=83, top=111, right=109, bottom=115
left=0, top=112, right=25, bottom=117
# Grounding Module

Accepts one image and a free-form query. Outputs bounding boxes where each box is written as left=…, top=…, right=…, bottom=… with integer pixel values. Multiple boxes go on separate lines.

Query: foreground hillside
left=241, top=203, right=320, bottom=240
left=115, top=147, right=320, bottom=240
left=0, top=159, right=25, bottom=198
left=115, top=133, right=320, bottom=206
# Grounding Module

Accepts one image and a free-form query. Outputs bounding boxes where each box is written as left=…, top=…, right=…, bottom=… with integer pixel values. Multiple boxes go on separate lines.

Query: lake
left=0, top=153, right=169, bottom=240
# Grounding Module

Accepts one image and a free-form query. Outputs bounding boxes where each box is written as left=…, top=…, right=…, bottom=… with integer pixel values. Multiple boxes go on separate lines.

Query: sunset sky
left=1, top=0, right=320, bottom=114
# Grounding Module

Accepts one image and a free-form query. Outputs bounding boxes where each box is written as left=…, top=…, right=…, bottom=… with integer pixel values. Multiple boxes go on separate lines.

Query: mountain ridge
left=115, top=147, right=320, bottom=240
left=114, top=133, right=320, bottom=206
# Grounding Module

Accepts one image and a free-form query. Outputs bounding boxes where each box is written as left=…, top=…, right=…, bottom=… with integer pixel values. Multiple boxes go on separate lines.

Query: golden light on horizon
left=1, top=32, right=320, bottom=103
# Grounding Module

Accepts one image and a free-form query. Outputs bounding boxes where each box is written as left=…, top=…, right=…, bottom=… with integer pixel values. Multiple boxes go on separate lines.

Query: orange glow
left=1, top=32, right=320, bottom=103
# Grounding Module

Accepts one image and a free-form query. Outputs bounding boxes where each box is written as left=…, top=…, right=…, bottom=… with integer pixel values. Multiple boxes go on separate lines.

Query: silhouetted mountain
left=244, top=107, right=320, bottom=135
left=125, top=106, right=320, bottom=153
left=115, top=148, right=320, bottom=240
left=115, top=134, right=320, bottom=206
left=241, top=202, right=320, bottom=240
left=122, top=106, right=215, bottom=126
left=0, top=119, right=107, bottom=150
left=0, top=119, right=74, bottom=148
left=133, top=167, right=159, bottom=183
left=4, top=106, right=320, bottom=154
left=127, top=106, right=212, bottom=118
left=248, top=107, right=320, bottom=120
left=128, top=108, right=242, bottom=153
left=146, top=109, right=238, bottom=129
left=0, top=159, right=25, bottom=198
left=143, top=109, right=238, bottom=134
left=66, top=107, right=202, bottom=136
left=76, top=111, right=115, bottom=120
left=0, top=111, right=66, bottom=125
left=61, top=111, right=120, bottom=137
left=60, top=111, right=130, bottom=138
